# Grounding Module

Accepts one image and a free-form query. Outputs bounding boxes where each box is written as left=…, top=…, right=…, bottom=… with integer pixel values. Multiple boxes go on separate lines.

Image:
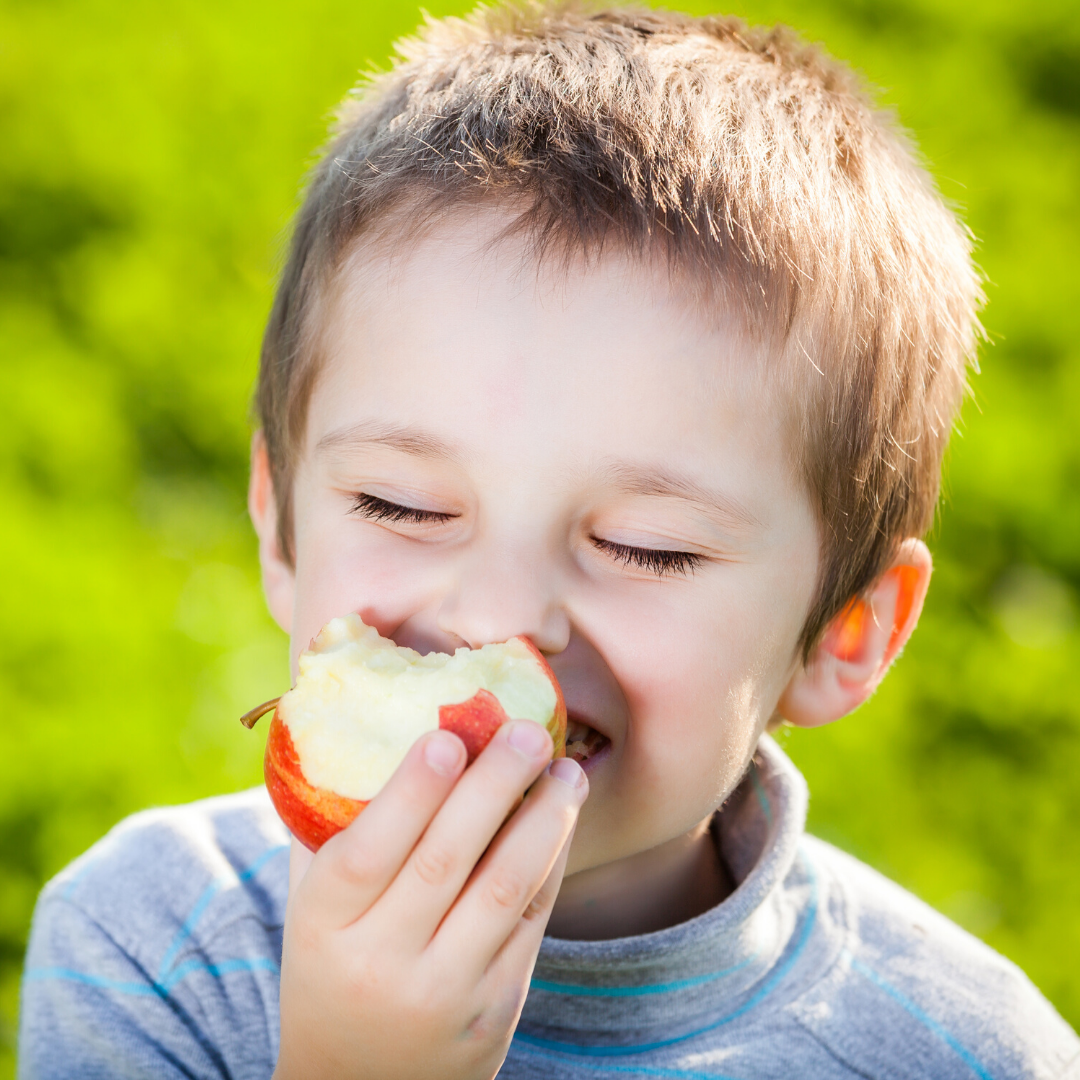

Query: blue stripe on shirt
left=157, top=842, right=288, bottom=982
left=527, top=763, right=775, bottom=1005
left=530, top=953, right=756, bottom=998
left=24, top=957, right=281, bottom=999
left=159, top=957, right=280, bottom=993
left=510, top=1049, right=743, bottom=1080
left=749, top=763, right=773, bottom=827
left=26, top=842, right=288, bottom=1004
left=513, top=856, right=817, bottom=1058
left=23, top=967, right=161, bottom=997
left=847, top=954, right=997, bottom=1080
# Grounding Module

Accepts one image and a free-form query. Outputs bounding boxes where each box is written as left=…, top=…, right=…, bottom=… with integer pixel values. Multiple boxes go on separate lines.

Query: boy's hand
left=273, top=720, right=587, bottom=1080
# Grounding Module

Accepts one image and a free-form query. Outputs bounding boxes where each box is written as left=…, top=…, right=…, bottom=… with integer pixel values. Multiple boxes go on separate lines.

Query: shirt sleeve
left=19, top=894, right=233, bottom=1080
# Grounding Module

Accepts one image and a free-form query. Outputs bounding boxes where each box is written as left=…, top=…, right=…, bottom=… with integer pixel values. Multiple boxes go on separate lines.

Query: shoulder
left=793, top=836, right=1079, bottom=1080
left=21, top=789, right=289, bottom=1078
left=38, top=786, right=290, bottom=955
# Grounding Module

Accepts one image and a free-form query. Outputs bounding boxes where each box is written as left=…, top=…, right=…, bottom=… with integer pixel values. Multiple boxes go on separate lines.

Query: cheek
left=625, top=626, right=759, bottom=767
left=602, top=573, right=805, bottom=803
left=288, top=498, right=440, bottom=676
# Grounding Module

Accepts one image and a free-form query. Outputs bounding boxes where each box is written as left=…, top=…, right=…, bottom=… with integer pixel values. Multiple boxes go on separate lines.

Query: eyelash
left=349, top=495, right=701, bottom=577
left=592, top=538, right=703, bottom=577
left=349, top=493, right=456, bottom=524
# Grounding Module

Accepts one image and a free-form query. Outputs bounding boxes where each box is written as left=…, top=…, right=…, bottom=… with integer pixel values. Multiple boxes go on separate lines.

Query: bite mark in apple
left=242, top=614, right=568, bottom=850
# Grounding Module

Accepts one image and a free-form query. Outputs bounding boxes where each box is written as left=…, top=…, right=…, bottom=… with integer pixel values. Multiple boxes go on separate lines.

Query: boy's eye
left=348, top=493, right=457, bottom=525
left=592, top=537, right=703, bottom=577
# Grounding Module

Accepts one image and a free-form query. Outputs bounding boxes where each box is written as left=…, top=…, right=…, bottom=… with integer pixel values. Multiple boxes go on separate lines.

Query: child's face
left=267, top=211, right=819, bottom=876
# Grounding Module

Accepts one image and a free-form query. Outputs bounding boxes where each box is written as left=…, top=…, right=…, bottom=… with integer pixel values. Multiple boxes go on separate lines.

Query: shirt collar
left=518, top=735, right=809, bottom=1044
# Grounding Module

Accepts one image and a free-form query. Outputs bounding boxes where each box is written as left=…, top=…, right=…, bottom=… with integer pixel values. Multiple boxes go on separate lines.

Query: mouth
left=564, top=715, right=610, bottom=769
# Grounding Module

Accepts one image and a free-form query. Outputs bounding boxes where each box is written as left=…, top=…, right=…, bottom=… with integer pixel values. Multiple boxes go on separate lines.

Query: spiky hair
left=257, top=1, right=982, bottom=655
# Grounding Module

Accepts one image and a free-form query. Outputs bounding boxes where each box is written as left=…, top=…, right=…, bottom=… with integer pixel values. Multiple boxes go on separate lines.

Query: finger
left=296, top=728, right=466, bottom=928
left=372, top=720, right=556, bottom=948
left=479, top=819, right=576, bottom=993
left=432, top=755, right=586, bottom=977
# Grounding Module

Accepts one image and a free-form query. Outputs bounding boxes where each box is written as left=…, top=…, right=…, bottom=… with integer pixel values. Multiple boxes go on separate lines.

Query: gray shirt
left=19, top=737, right=1080, bottom=1078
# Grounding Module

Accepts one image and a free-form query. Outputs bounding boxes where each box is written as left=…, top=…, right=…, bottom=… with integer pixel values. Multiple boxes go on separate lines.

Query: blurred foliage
left=1, top=0, right=1078, bottom=1072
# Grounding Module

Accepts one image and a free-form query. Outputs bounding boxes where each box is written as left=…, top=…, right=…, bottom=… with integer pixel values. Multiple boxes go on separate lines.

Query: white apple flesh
left=242, top=614, right=567, bottom=850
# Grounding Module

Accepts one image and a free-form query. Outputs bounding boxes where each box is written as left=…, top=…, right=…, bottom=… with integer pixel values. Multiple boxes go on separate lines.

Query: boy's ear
left=248, top=431, right=295, bottom=635
left=776, top=538, right=932, bottom=728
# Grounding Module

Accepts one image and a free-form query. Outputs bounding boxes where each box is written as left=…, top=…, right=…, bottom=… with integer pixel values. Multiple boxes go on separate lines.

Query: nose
left=436, top=546, right=571, bottom=655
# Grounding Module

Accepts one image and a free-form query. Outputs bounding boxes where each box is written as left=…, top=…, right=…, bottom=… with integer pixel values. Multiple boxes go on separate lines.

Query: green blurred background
left=1, top=0, right=1078, bottom=1071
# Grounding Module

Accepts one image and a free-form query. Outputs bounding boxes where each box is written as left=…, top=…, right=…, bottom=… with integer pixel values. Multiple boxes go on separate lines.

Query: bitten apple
left=241, top=614, right=567, bottom=851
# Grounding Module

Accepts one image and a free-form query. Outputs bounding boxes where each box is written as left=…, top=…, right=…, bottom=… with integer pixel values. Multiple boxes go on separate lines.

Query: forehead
left=306, top=208, right=799, bottom=497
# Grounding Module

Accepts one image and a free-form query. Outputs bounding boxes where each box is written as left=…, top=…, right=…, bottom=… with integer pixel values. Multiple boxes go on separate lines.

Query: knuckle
left=485, top=866, right=528, bottom=912
left=464, top=982, right=528, bottom=1047
left=489, top=980, right=529, bottom=1031
left=412, top=841, right=457, bottom=887
left=521, top=890, right=550, bottom=923
left=343, top=956, right=381, bottom=999
left=464, top=1007, right=498, bottom=1043
left=402, top=971, right=453, bottom=1020
left=398, top=782, right=432, bottom=816
left=333, top=847, right=381, bottom=891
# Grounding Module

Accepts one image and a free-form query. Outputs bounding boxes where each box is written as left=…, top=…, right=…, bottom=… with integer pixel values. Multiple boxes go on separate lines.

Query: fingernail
left=548, top=756, right=586, bottom=789
left=507, top=721, right=551, bottom=757
left=424, top=732, right=464, bottom=776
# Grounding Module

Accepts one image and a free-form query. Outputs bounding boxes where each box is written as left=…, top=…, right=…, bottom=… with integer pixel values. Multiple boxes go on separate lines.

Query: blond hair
left=257, top=1, right=982, bottom=655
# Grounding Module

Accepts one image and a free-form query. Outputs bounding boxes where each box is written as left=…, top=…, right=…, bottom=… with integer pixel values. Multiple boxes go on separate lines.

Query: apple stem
left=240, top=697, right=281, bottom=729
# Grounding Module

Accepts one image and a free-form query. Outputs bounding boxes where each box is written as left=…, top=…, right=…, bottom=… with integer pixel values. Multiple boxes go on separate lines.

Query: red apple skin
left=511, top=636, right=568, bottom=760
left=264, top=713, right=368, bottom=852
left=438, top=689, right=511, bottom=761
left=263, top=636, right=567, bottom=851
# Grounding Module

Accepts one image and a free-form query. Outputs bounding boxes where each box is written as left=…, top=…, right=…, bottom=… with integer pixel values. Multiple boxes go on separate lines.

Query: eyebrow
left=601, top=462, right=764, bottom=532
left=316, top=420, right=462, bottom=461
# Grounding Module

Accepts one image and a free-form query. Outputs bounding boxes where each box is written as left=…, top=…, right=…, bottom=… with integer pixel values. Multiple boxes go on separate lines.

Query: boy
left=19, top=3, right=1080, bottom=1077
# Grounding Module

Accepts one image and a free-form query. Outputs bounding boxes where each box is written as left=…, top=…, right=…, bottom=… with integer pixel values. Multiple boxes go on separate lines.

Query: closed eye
left=592, top=537, right=703, bottom=577
left=349, top=492, right=457, bottom=525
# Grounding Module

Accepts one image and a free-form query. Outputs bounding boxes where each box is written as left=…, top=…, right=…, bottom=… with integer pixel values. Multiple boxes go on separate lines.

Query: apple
left=241, top=614, right=567, bottom=851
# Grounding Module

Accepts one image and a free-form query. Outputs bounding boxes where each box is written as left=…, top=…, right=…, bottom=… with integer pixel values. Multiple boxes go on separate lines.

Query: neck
left=547, top=816, right=733, bottom=941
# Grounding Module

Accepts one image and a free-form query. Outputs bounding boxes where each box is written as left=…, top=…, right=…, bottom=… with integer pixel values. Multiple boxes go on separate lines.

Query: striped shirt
left=19, top=737, right=1080, bottom=1078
